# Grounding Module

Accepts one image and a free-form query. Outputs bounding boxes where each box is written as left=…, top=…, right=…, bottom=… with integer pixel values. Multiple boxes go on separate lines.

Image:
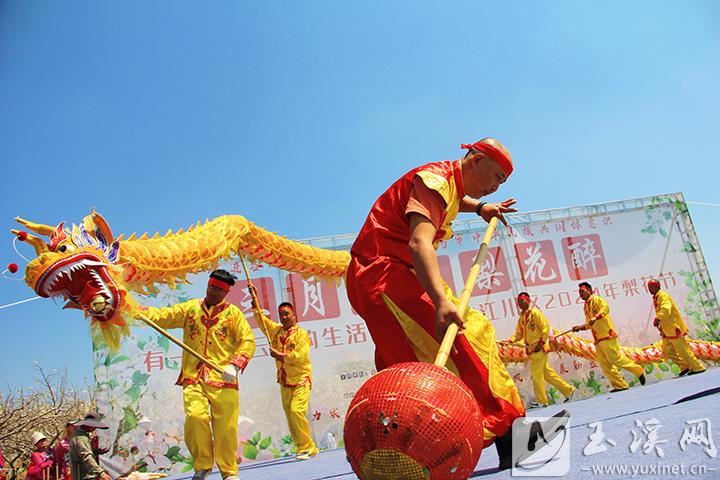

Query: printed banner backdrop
left=92, top=193, right=719, bottom=475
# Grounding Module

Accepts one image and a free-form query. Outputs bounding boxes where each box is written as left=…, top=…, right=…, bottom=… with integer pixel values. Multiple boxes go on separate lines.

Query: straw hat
left=30, top=432, right=47, bottom=446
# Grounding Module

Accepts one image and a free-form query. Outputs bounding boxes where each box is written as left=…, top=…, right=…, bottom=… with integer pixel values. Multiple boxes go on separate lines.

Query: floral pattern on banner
left=94, top=333, right=192, bottom=475
left=641, top=196, right=719, bottom=342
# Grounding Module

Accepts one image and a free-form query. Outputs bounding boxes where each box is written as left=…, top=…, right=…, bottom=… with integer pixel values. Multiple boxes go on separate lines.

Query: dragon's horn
left=11, top=229, right=49, bottom=255
left=91, top=209, right=114, bottom=243
left=82, top=209, right=114, bottom=244
left=14, top=217, right=56, bottom=237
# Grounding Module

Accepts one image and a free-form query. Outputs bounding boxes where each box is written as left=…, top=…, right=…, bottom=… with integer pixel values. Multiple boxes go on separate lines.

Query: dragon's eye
left=56, top=242, right=76, bottom=253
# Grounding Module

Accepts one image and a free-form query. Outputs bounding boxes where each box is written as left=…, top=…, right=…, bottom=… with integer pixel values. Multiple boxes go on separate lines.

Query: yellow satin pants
left=595, top=338, right=644, bottom=390
left=183, top=382, right=239, bottom=478
left=281, top=384, right=317, bottom=454
left=528, top=351, right=574, bottom=404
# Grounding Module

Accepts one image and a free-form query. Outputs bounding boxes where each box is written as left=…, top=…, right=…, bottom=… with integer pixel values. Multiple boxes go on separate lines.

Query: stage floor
left=172, top=368, right=720, bottom=479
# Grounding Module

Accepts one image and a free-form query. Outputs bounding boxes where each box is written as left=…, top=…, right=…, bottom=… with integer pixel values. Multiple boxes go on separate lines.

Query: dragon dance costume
left=143, top=277, right=255, bottom=479
left=651, top=281, right=705, bottom=374
left=509, top=299, right=574, bottom=405
left=581, top=289, right=644, bottom=390
left=253, top=306, right=317, bottom=457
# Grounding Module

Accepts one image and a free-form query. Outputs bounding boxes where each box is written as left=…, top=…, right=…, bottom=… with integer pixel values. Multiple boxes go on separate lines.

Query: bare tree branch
left=0, top=366, right=94, bottom=480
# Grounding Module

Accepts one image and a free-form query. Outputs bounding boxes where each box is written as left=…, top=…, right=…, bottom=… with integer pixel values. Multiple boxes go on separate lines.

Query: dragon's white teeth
left=84, top=261, right=109, bottom=267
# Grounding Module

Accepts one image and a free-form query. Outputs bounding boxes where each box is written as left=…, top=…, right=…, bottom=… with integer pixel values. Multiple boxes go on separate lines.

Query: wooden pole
left=239, top=256, right=261, bottom=307
left=135, top=315, right=224, bottom=373
left=435, top=217, right=498, bottom=367
left=554, top=328, right=575, bottom=339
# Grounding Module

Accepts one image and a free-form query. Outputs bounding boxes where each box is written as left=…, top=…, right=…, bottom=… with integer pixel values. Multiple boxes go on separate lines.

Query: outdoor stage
left=170, top=367, right=720, bottom=479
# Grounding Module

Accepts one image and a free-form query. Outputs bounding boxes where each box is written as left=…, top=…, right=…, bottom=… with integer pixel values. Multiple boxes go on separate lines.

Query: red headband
left=579, top=285, right=592, bottom=292
left=647, top=280, right=660, bottom=289
left=208, top=277, right=231, bottom=292
left=517, top=293, right=531, bottom=301
left=461, top=142, right=514, bottom=177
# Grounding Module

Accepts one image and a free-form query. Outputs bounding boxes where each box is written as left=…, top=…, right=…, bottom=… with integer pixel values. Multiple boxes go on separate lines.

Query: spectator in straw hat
left=27, top=432, right=54, bottom=480
left=69, top=413, right=110, bottom=480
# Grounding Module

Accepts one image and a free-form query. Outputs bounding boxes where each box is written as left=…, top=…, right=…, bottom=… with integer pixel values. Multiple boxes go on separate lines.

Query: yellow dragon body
left=12, top=211, right=720, bottom=363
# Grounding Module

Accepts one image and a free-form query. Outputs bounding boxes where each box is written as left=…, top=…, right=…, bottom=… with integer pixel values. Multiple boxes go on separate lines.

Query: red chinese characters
left=561, top=234, right=608, bottom=280
left=226, top=277, right=277, bottom=329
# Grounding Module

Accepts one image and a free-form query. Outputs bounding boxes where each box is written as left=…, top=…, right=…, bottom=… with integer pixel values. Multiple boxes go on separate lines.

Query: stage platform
left=172, top=368, right=720, bottom=479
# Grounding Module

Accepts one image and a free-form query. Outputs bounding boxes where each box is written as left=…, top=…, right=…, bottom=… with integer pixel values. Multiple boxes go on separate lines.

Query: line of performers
left=505, top=279, right=706, bottom=409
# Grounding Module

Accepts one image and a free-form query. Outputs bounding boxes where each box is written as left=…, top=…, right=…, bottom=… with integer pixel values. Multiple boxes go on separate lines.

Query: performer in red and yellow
left=346, top=138, right=567, bottom=469
left=142, top=270, right=255, bottom=480
left=648, top=279, right=705, bottom=375
left=508, top=292, right=575, bottom=407
left=248, top=285, right=318, bottom=461
left=572, top=282, right=645, bottom=392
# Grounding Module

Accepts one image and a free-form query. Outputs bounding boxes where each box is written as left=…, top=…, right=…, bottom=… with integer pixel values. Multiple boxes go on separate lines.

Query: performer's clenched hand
left=248, top=284, right=259, bottom=308
left=478, top=198, right=518, bottom=227
left=222, top=364, right=239, bottom=383
left=435, top=299, right=465, bottom=344
left=270, top=347, right=287, bottom=360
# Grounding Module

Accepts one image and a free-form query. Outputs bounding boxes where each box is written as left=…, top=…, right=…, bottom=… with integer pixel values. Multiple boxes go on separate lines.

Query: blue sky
left=1, top=1, right=718, bottom=390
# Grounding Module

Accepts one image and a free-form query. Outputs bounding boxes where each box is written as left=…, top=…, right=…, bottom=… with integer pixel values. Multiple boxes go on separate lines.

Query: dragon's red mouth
left=35, top=253, right=122, bottom=323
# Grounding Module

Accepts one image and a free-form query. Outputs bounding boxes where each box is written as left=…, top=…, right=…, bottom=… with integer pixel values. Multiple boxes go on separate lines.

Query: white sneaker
left=527, top=401, right=543, bottom=409
left=296, top=448, right=319, bottom=461
left=192, top=470, right=212, bottom=480
left=223, top=476, right=239, bottom=480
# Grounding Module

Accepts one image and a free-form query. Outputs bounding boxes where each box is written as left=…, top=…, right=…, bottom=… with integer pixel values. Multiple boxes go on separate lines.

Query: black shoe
left=639, top=373, right=646, bottom=385
left=679, top=369, right=689, bottom=376
left=495, top=429, right=513, bottom=470
left=610, top=387, right=628, bottom=393
left=688, top=369, right=706, bottom=376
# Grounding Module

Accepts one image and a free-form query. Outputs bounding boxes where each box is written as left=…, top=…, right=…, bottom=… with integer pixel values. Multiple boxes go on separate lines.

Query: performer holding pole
left=507, top=292, right=575, bottom=407
left=571, top=282, right=646, bottom=392
left=345, top=138, right=568, bottom=469
left=140, top=270, right=255, bottom=480
left=647, top=279, right=705, bottom=376
left=241, top=257, right=319, bottom=461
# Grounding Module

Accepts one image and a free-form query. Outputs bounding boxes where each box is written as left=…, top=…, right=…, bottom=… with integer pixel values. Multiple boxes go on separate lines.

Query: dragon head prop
left=13, top=210, right=132, bottom=348
left=11, top=210, right=352, bottom=350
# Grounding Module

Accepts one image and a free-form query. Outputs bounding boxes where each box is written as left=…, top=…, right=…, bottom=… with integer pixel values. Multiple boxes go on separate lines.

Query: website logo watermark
left=511, top=415, right=571, bottom=476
